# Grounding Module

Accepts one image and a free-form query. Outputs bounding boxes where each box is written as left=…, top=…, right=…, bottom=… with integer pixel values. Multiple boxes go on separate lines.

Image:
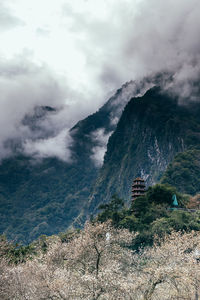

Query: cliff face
left=88, top=87, right=200, bottom=212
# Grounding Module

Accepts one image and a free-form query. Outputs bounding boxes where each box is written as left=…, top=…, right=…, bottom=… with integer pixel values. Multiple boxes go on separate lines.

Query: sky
left=0, top=0, right=200, bottom=162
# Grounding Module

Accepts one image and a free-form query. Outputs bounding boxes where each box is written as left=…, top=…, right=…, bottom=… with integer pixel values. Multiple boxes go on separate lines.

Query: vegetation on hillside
left=0, top=81, right=129, bottom=244
left=161, top=149, right=200, bottom=195
left=0, top=155, right=98, bottom=244
left=96, top=184, right=200, bottom=249
left=88, top=87, right=200, bottom=214
left=2, top=87, right=200, bottom=245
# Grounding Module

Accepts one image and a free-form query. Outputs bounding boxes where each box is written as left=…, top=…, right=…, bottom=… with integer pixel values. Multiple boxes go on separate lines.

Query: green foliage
left=131, top=196, right=149, bottom=217
left=97, top=185, right=198, bottom=251
left=161, top=149, right=200, bottom=195
left=118, top=215, right=138, bottom=231
left=58, top=228, right=80, bottom=243
left=147, top=184, right=188, bottom=206
left=147, top=184, right=175, bottom=205
left=0, top=235, right=37, bottom=264
left=7, top=244, right=36, bottom=264
left=97, top=194, right=127, bottom=227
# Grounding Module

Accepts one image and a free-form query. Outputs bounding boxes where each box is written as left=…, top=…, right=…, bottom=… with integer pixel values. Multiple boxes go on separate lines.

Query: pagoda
left=132, top=177, right=146, bottom=201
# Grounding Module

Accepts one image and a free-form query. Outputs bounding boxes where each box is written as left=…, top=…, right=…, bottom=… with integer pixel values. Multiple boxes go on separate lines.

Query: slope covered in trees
left=161, top=149, right=200, bottom=195
left=96, top=184, right=200, bottom=249
left=88, top=87, right=200, bottom=214
left=0, top=82, right=137, bottom=243
left=1, top=83, right=200, bottom=244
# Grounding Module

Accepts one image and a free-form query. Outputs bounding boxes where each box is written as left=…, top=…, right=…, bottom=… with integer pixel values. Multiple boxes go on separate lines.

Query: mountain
left=87, top=87, right=200, bottom=213
left=1, top=77, right=200, bottom=243
left=0, top=80, right=144, bottom=243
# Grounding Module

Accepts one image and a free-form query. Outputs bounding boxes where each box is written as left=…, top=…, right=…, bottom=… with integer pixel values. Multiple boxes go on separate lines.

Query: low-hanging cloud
left=0, top=0, right=200, bottom=162
left=0, top=56, right=94, bottom=161
left=23, top=129, right=72, bottom=162
left=91, top=128, right=112, bottom=167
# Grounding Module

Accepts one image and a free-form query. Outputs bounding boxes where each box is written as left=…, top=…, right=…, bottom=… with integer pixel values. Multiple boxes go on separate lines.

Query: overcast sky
left=0, top=0, right=200, bottom=161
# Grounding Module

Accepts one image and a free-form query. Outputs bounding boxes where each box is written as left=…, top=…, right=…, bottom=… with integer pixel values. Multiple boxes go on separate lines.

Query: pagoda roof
left=134, top=177, right=145, bottom=182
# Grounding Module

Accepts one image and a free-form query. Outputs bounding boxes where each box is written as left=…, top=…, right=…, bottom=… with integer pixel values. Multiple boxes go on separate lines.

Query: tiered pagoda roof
left=132, top=177, right=146, bottom=201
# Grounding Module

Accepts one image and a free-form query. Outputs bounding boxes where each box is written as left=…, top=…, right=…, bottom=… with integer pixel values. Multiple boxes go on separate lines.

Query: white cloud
left=91, top=128, right=112, bottom=167
left=0, top=1, right=23, bottom=31
left=0, top=0, right=200, bottom=161
left=23, top=129, right=72, bottom=161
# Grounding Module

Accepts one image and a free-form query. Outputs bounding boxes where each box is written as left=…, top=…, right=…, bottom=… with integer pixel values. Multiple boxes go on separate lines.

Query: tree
left=97, top=194, right=126, bottom=226
left=0, top=224, right=199, bottom=299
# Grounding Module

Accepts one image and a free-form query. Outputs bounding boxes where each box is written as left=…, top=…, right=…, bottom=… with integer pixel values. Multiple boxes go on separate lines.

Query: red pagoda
left=132, top=177, right=146, bottom=201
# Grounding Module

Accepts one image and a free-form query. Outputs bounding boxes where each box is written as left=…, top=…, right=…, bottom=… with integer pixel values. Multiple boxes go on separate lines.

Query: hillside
left=161, top=149, right=200, bottom=195
left=1, top=80, right=200, bottom=243
left=87, top=87, right=200, bottom=213
left=0, top=81, right=141, bottom=243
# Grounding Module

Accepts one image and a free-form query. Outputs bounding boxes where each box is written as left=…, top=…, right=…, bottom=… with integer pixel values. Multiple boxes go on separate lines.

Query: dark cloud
left=63, top=0, right=200, bottom=100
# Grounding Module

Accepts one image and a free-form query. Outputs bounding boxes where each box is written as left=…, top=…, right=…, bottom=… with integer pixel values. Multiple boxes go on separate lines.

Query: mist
left=0, top=0, right=199, bottom=162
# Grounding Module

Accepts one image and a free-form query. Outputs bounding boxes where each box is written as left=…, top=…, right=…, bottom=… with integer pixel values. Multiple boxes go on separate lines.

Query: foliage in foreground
left=0, top=222, right=199, bottom=300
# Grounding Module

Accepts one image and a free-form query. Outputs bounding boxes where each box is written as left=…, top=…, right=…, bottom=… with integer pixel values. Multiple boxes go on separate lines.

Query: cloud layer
left=0, top=0, right=200, bottom=162
left=62, top=0, right=200, bottom=98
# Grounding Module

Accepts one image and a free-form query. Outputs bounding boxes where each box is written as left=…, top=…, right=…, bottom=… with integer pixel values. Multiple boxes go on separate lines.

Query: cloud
left=62, top=0, right=200, bottom=100
left=0, top=54, right=113, bottom=163
left=0, top=55, right=82, bottom=161
left=91, top=128, right=112, bottom=167
left=0, top=1, right=23, bottom=31
left=0, top=0, right=200, bottom=162
left=23, top=129, right=72, bottom=162
left=107, top=77, right=159, bottom=126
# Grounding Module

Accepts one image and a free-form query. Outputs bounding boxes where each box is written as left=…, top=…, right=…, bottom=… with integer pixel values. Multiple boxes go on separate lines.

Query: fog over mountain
left=0, top=0, right=200, bottom=162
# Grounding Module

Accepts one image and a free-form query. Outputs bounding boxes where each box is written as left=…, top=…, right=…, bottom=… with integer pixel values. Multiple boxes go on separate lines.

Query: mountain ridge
left=1, top=79, right=200, bottom=243
left=86, top=87, right=200, bottom=215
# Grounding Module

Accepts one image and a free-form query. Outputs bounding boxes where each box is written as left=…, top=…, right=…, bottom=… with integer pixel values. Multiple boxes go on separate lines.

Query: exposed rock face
left=87, top=87, right=200, bottom=212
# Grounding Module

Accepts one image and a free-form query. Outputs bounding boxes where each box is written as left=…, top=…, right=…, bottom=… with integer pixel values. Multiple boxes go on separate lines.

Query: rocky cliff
left=87, top=87, right=200, bottom=213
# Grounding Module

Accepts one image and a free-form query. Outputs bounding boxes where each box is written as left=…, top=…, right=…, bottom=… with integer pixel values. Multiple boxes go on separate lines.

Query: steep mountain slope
left=87, top=87, right=200, bottom=213
left=0, top=81, right=142, bottom=243
left=1, top=77, right=199, bottom=243
left=161, top=149, right=200, bottom=195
